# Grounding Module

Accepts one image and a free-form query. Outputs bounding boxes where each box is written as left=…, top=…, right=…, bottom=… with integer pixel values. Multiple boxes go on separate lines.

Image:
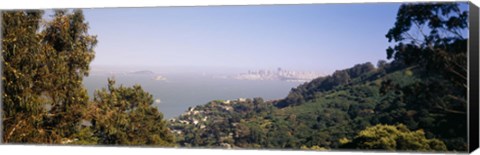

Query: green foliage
left=382, top=2, right=468, bottom=150
left=170, top=68, right=384, bottom=149
left=89, top=79, right=175, bottom=146
left=301, top=145, right=328, bottom=151
left=343, top=124, right=447, bottom=151
left=385, top=2, right=467, bottom=112
left=2, top=10, right=174, bottom=147
left=2, top=10, right=96, bottom=143
left=2, top=10, right=46, bottom=143
left=276, top=62, right=376, bottom=108
left=70, top=127, right=99, bottom=145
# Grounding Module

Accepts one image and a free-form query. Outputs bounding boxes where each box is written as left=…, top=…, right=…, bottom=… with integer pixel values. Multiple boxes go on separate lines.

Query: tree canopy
left=2, top=10, right=174, bottom=146
left=88, top=79, right=175, bottom=146
left=2, top=10, right=96, bottom=143
left=382, top=2, right=468, bottom=150
left=342, top=124, right=447, bottom=151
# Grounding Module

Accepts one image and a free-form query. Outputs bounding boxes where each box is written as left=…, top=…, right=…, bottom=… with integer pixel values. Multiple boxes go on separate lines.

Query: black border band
left=469, top=1, right=479, bottom=153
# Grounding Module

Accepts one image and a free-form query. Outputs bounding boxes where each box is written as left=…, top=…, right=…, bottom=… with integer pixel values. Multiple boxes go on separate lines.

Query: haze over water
left=83, top=67, right=302, bottom=118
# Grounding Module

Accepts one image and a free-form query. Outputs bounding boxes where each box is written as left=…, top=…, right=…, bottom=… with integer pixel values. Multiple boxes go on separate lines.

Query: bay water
left=83, top=73, right=301, bottom=119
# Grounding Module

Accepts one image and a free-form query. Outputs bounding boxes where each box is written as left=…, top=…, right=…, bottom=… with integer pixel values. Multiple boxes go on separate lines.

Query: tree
left=40, top=9, right=97, bottom=143
left=330, top=70, right=351, bottom=87
left=89, top=79, right=175, bottom=146
left=346, top=62, right=375, bottom=78
left=343, top=124, right=447, bottom=151
left=376, top=60, right=388, bottom=72
left=2, top=10, right=174, bottom=146
left=382, top=2, right=468, bottom=150
left=385, top=3, right=468, bottom=111
left=2, top=10, right=47, bottom=143
left=2, top=10, right=97, bottom=143
left=253, top=97, right=264, bottom=106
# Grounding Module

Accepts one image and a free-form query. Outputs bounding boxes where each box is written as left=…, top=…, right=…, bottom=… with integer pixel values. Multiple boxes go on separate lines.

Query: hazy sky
left=82, top=3, right=403, bottom=73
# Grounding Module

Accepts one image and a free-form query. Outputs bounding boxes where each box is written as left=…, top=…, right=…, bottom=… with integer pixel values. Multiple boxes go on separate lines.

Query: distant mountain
left=129, top=70, right=155, bottom=75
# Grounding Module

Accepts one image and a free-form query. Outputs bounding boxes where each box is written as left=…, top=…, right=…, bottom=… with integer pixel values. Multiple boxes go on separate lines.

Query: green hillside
left=169, top=59, right=464, bottom=151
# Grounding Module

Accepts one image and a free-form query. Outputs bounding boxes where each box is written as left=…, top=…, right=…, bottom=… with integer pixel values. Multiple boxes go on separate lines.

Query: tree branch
left=4, top=120, right=25, bottom=143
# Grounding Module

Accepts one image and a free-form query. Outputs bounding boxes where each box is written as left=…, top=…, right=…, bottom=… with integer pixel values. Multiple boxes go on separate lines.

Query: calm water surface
left=83, top=73, right=300, bottom=118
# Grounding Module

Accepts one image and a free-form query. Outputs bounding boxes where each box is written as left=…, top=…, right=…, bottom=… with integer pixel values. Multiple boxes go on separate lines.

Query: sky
left=82, top=3, right=403, bottom=74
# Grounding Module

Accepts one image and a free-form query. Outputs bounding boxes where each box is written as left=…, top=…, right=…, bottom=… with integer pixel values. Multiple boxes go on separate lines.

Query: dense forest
left=1, top=2, right=468, bottom=152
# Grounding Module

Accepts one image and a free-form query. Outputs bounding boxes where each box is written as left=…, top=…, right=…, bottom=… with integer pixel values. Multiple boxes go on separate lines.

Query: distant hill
left=129, top=70, right=155, bottom=75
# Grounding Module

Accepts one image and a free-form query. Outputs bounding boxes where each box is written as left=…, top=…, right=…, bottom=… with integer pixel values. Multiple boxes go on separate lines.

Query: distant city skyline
left=82, top=3, right=403, bottom=74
